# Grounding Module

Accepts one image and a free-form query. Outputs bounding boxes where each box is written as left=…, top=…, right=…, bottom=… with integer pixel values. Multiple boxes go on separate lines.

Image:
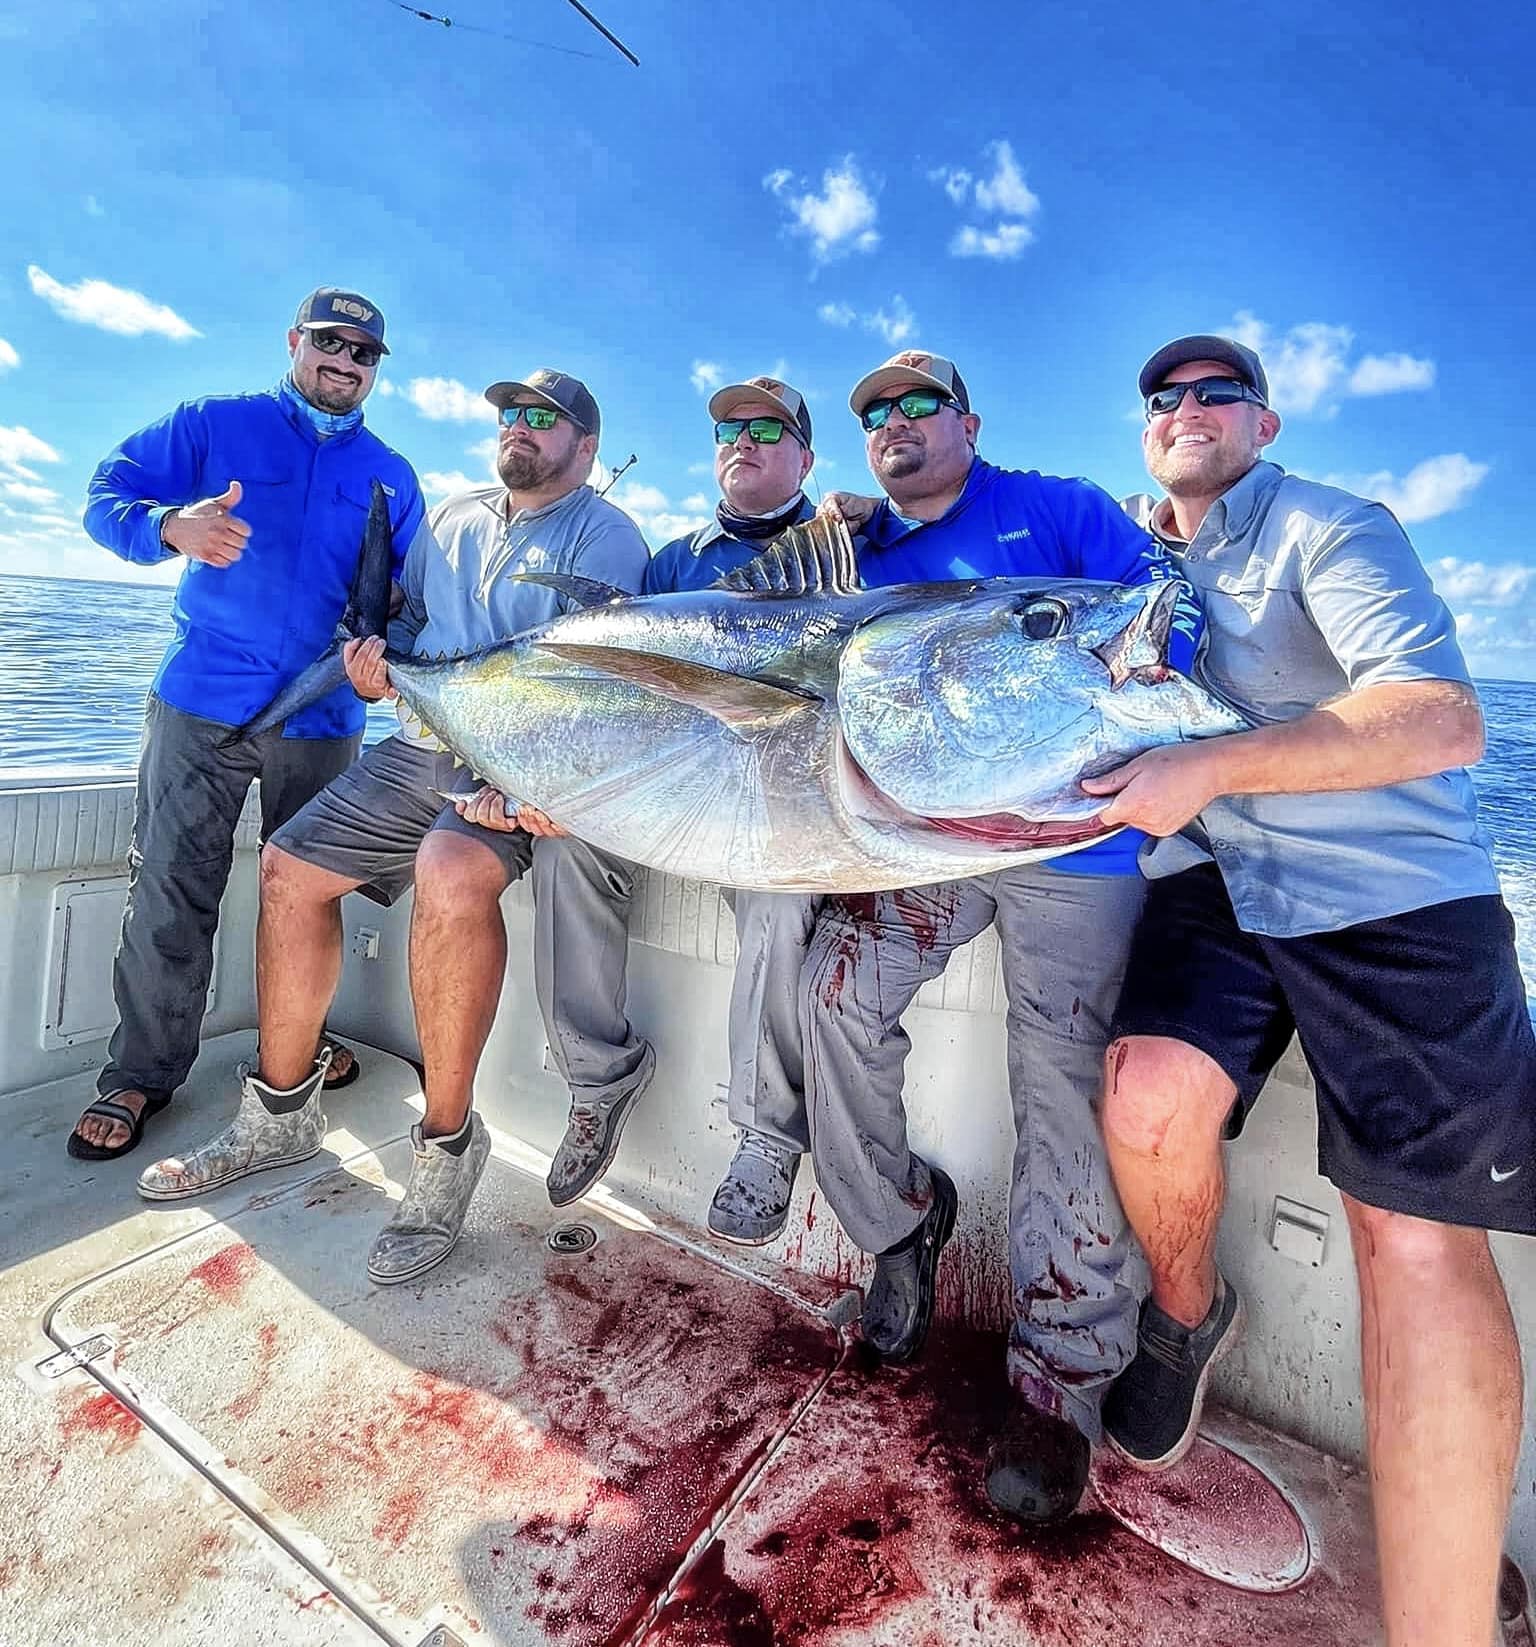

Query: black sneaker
left=1103, top=1276, right=1243, bottom=1470
left=861, top=1162, right=958, bottom=1363
left=984, top=1403, right=1091, bottom=1524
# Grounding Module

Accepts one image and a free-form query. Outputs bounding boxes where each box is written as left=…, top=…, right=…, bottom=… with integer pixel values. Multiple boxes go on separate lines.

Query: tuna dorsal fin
left=510, top=571, right=628, bottom=609
left=713, top=514, right=860, bottom=596
left=536, top=642, right=821, bottom=728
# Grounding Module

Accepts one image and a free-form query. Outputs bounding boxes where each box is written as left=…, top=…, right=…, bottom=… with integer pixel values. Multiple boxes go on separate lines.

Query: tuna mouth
left=838, top=741, right=1112, bottom=850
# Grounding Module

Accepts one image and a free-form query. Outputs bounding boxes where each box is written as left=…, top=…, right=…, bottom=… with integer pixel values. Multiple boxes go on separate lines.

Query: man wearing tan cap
left=138, top=367, right=656, bottom=1288
left=629, top=375, right=822, bottom=1242
left=806, top=349, right=1202, bottom=1525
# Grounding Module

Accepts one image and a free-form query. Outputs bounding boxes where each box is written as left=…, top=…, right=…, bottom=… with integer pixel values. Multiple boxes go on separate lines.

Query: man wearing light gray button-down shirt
left=1086, top=335, right=1533, bottom=1647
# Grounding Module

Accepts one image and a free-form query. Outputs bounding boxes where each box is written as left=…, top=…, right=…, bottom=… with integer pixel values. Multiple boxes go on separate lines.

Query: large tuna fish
left=385, top=519, right=1246, bottom=893
left=219, top=476, right=395, bottom=746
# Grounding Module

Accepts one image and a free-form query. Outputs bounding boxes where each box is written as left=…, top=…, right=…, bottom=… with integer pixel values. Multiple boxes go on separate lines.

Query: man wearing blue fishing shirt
left=638, top=375, right=822, bottom=1245
left=1090, top=335, right=1534, bottom=1647
left=805, top=349, right=1200, bottom=1525
left=70, top=287, right=424, bottom=1163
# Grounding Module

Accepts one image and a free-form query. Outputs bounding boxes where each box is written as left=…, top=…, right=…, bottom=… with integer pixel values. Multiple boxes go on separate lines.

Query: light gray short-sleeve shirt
left=1127, top=462, right=1498, bottom=936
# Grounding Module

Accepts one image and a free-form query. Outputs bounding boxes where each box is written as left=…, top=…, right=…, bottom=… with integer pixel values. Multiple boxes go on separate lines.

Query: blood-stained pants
left=800, top=864, right=1148, bottom=1440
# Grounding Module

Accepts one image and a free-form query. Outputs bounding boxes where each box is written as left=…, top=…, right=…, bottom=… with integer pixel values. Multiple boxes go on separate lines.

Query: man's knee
left=1101, top=1034, right=1235, bottom=1156
left=260, top=841, right=329, bottom=907
left=415, top=829, right=512, bottom=913
left=1342, top=1195, right=1494, bottom=1287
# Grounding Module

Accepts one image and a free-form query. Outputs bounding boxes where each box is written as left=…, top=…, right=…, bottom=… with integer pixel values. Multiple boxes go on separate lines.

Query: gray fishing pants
left=99, top=694, right=359, bottom=1102
left=530, top=838, right=652, bottom=1102
left=800, top=865, right=1148, bottom=1440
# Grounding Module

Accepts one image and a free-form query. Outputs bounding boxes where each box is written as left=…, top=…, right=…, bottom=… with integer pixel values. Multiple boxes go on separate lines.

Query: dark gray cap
left=293, top=287, right=389, bottom=354
left=484, top=368, right=601, bottom=439
left=1138, top=335, right=1268, bottom=403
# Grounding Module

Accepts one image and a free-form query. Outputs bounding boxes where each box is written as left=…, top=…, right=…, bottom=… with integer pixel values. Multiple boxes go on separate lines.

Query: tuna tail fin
left=341, top=477, right=396, bottom=640
left=536, top=642, right=821, bottom=730
left=508, top=572, right=629, bottom=610
left=713, top=513, right=860, bottom=596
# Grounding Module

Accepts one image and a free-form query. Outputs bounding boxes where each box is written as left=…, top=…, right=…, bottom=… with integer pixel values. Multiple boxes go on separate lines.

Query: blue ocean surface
left=2, top=571, right=1533, bottom=1000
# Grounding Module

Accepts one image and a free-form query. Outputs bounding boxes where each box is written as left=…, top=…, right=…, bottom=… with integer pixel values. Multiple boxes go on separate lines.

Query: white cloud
left=1348, top=353, right=1436, bottom=396
left=3, top=480, right=59, bottom=505
left=973, top=140, right=1040, bottom=218
left=605, top=480, right=712, bottom=548
left=1329, top=453, right=1491, bottom=524
left=402, top=376, right=495, bottom=422
left=0, top=338, right=17, bottom=372
left=950, top=222, right=1035, bottom=260
left=765, top=157, right=879, bottom=261
left=467, top=435, right=499, bottom=473
left=680, top=493, right=711, bottom=512
left=27, top=264, right=200, bottom=341
left=373, top=377, right=397, bottom=397
left=1429, top=556, right=1534, bottom=607
left=690, top=360, right=723, bottom=394
left=816, top=295, right=917, bottom=345
left=422, top=470, right=480, bottom=500
left=1228, top=313, right=1437, bottom=416
left=933, top=140, right=1040, bottom=261
left=0, top=425, right=61, bottom=477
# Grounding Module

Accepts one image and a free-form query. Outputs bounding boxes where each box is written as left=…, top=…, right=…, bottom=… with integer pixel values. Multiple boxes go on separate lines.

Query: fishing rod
left=382, top=0, right=638, bottom=64
left=597, top=454, right=637, bottom=498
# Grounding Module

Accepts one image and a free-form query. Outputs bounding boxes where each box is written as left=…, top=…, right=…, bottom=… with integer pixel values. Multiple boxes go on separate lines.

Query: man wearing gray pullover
left=136, top=370, right=653, bottom=1286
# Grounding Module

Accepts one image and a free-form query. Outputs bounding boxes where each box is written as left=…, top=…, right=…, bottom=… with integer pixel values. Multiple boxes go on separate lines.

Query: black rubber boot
left=860, top=1162, right=958, bottom=1363
left=984, top=1403, right=1091, bottom=1524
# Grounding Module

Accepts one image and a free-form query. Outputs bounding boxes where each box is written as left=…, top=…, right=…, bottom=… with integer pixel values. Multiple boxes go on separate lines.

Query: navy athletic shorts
left=1112, top=863, right=1536, bottom=1234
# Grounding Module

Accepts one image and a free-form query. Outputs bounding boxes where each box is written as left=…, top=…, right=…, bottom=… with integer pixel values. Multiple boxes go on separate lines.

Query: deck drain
left=547, top=1221, right=598, bottom=1254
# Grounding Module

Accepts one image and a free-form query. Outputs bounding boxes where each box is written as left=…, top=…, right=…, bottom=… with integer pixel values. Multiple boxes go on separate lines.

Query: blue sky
left=2, top=0, right=1534, bottom=675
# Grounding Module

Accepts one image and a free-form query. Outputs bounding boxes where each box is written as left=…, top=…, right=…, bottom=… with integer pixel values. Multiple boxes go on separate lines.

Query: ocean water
left=2, top=571, right=1533, bottom=999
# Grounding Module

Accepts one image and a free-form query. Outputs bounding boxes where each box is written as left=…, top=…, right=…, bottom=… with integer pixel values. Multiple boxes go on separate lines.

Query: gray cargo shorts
left=269, top=734, right=533, bottom=906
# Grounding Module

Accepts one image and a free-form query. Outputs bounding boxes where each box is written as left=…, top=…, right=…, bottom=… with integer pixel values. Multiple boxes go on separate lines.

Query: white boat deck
left=5, top=1035, right=1383, bottom=1647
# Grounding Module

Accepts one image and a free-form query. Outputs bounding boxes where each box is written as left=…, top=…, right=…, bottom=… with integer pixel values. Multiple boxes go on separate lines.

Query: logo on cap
left=891, top=351, right=935, bottom=372
left=331, top=297, right=374, bottom=323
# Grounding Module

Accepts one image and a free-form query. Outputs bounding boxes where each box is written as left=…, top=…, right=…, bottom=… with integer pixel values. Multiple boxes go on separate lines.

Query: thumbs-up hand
left=161, top=479, right=253, bottom=567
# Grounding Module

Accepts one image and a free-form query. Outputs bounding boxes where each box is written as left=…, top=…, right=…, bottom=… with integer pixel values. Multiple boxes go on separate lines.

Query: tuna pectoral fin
left=537, top=642, right=821, bottom=728
left=510, top=572, right=628, bottom=610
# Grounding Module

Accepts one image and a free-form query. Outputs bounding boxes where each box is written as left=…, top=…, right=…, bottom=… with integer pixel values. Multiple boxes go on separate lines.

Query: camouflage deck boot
left=368, top=1114, right=492, bottom=1286
left=137, top=1054, right=331, bottom=1201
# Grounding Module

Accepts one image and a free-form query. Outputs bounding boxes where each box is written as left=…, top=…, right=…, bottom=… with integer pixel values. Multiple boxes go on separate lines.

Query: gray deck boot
left=368, top=1114, right=492, bottom=1286
left=137, top=1055, right=331, bottom=1202
left=547, top=1042, right=656, bottom=1207
left=707, top=1129, right=801, bottom=1245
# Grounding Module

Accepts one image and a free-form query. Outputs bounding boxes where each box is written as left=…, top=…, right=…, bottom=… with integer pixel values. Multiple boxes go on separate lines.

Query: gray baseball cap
left=708, top=375, right=814, bottom=447
left=849, top=350, right=971, bottom=418
left=484, top=368, right=601, bottom=439
left=1138, top=335, right=1269, bottom=403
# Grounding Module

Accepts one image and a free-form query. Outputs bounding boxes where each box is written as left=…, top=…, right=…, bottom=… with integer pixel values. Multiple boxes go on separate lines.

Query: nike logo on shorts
left=1490, top=1164, right=1522, bottom=1183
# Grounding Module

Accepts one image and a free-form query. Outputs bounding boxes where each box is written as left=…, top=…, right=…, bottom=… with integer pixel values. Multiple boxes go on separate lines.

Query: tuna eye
left=1019, top=599, right=1069, bottom=641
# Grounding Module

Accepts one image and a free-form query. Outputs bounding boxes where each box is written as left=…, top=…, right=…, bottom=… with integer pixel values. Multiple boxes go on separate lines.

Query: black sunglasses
left=1144, top=377, right=1266, bottom=419
left=308, top=331, right=383, bottom=368
left=859, top=390, right=957, bottom=432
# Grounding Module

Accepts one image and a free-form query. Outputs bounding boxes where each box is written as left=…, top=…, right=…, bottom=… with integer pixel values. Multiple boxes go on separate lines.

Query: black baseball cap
left=484, top=368, right=601, bottom=440
left=293, top=287, right=389, bottom=354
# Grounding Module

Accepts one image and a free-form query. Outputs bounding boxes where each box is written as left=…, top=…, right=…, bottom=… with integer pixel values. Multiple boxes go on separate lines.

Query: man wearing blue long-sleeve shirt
left=803, top=350, right=1199, bottom=1526
left=70, top=287, right=424, bottom=1163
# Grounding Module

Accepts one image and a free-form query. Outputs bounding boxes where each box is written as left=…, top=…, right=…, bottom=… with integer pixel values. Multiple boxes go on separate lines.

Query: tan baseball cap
left=848, top=350, right=971, bottom=417
left=708, top=375, right=813, bottom=446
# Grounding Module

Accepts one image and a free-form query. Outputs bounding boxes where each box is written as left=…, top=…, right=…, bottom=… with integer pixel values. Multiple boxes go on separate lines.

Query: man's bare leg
left=1345, top=1197, right=1520, bottom=1647
left=1102, top=1034, right=1236, bottom=1326
left=257, top=844, right=362, bottom=1089
left=409, top=830, right=513, bottom=1137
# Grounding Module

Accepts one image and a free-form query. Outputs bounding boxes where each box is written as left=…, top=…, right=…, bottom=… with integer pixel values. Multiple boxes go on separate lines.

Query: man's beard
left=875, top=441, right=925, bottom=481
left=498, top=436, right=574, bottom=492
left=300, top=366, right=364, bottom=414
left=1146, top=438, right=1253, bottom=500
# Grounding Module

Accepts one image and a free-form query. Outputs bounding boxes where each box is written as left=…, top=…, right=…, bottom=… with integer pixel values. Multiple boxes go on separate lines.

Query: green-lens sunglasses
left=714, top=416, right=794, bottom=446
left=500, top=403, right=562, bottom=431
left=859, top=390, right=955, bottom=432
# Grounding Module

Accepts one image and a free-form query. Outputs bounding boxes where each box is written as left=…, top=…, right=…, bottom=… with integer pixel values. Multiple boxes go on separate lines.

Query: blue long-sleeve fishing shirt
left=859, top=458, right=1204, bottom=876
left=84, top=387, right=425, bottom=739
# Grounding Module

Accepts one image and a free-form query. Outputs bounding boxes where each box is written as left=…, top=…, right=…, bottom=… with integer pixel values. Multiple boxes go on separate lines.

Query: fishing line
left=378, top=0, right=637, bottom=63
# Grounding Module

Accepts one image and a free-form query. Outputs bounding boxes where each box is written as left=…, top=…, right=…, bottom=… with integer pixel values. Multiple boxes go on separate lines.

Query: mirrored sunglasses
left=859, top=390, right=956, bottom=432
left=499, top=404, right=562, bottom=431
left=714, top=416, right=797, bottom=446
